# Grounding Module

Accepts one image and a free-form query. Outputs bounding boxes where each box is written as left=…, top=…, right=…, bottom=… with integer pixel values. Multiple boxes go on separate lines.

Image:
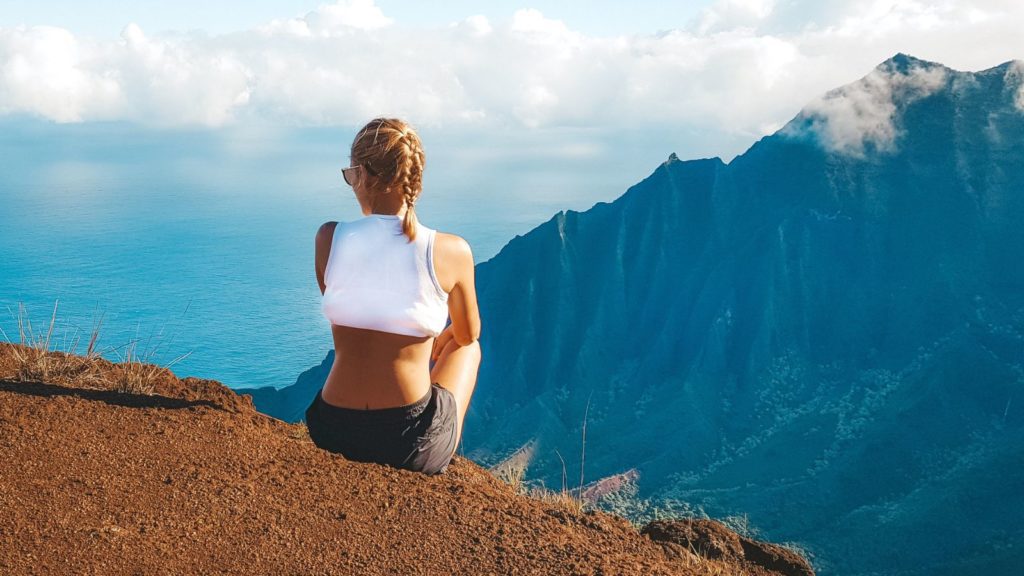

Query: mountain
left=262, top=54, right=1024, bottom=575
left=466, top=53, right=1024, bottom=575
left=236, top=350, right=334, bottom=423
left=0, top=342, right=813, bottom=576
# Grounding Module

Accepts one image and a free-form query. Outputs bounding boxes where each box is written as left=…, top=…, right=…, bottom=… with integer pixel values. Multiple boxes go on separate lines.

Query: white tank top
left=321, top=214, right=449, bottom=337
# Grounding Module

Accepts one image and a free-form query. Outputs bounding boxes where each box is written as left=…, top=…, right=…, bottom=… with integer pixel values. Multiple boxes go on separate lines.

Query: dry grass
left=540, top=394, right=593, bottom=515
left=489, top=394, right=595, bottom=515
left=672, top=549, right=748, bottom=576
left=487, top=440, right=588, bottom=514
left=503, top=462, right=528, bottom=494
left=2, top=300, right=190, bottom=396
left=110, top=336, right=189, bottom=396
left=488, top=439, right=536, bottom=494
left=111, top=357, right=163, bottom=395
left=526, top=484, right=586, bottom=516
left=503, top=447, right=587, bottom=516
left=287, top=422, right=310, bottom=441
left=1, top=301, right=105, bottom=386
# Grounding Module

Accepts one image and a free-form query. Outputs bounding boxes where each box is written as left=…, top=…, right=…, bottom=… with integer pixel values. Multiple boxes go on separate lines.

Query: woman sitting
left=305, top=117, right=482, bottom=475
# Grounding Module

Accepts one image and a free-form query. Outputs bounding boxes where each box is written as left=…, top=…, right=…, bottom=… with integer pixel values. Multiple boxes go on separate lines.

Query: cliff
left=0, top=342, right=812, bottom=575
left=461, top=54, right=1024, bottom=575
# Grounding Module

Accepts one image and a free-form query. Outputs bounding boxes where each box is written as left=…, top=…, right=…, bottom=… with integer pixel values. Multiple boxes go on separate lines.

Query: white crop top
left=321, top=214, right=450, bottom=337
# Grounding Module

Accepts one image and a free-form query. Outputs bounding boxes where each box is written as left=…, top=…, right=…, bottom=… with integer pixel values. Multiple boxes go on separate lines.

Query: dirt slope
left=0, top=343, right=813, bottom=575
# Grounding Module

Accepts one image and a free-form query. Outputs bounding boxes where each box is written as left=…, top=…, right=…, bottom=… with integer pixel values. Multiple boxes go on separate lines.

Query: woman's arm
left=437, top=233, right=481, bottom=347
left=314, top=221, right=338, bottom=295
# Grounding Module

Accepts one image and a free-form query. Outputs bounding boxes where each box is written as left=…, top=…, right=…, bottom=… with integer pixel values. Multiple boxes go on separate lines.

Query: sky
left=1, top=1, right=717, bottom=37
left=1, top=0, right=1023, bottom=162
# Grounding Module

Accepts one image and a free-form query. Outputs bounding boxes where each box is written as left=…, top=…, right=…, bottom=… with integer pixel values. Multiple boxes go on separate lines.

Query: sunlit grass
left=1, top=301, right=105, bottom=386
left=2, top=300, right=191, bottom=395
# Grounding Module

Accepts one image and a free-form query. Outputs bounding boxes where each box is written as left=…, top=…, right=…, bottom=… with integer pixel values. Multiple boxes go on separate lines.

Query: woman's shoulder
left=433, top=230, right=473, bottom=261
left=315, top=221, right=340, bottom=255
left=316, top=221, right=339, bottom=242
left=430, top=231, right=473, bottom=292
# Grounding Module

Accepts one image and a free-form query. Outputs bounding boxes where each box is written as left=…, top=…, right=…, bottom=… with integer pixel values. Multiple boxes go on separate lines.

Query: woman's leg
left=429, top=338, right=481, bottom=454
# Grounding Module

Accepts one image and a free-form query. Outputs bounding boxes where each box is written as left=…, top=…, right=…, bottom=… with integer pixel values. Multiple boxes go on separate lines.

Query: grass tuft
left=488, top=393, right=594, bottom=515
left=488, top=439, right=537, bottom=494
left=287, top=422, right=310, bottom=441
left=528, top=484, right=586, bottom=516
left=1, top=301, right=105, bottom=386
left=110, top=336, right=190, bottom=396
left=2, top=300, right=191, bottom=395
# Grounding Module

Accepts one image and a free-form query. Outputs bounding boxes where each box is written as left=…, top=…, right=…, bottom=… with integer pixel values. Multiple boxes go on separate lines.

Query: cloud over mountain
left=783, top=56, right=950, bottom=156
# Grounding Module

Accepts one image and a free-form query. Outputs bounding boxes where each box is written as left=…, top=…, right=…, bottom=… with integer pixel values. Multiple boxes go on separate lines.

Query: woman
left=305, top=117, right=482, bottom=476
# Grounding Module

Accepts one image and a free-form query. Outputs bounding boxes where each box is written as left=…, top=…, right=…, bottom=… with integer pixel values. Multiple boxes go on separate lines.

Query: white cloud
left=696, top=0, right=777, bottom=34
left=0, top=25, right=122, bottom=122
left=1008, top=61, right=1024, bottom=111
left=0, top=0, right=1022, bottom=160
left=260, top=0, right=393, bottom=36
left=455, top=15, right=492, bottom=38
left=115, top=24, right=252, bottom=126
left=783, top=59, right=948, bottom=156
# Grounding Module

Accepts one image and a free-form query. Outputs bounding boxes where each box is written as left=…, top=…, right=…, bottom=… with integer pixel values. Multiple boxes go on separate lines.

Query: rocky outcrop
left=642, top=520, right=814, bottom=576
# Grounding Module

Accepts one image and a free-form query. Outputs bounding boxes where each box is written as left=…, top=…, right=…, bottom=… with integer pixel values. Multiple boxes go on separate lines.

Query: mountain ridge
left=461, top=52, right=1024, bottom=575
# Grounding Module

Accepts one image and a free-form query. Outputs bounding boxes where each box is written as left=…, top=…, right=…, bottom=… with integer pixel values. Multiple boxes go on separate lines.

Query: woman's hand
left=431, top=324, right=455, bottom=363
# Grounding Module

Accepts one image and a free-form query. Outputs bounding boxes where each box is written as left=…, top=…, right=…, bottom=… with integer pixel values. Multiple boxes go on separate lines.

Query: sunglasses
left=341, top=163, right=377, bottom=186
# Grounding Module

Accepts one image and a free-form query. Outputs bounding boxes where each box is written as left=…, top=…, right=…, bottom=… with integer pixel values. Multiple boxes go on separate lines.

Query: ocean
left=0, top=119, right=691, bottom=389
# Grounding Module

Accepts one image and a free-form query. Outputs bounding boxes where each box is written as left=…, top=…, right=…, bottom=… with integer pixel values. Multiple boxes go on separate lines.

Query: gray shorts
left=304, top=382, right=458, bottom=475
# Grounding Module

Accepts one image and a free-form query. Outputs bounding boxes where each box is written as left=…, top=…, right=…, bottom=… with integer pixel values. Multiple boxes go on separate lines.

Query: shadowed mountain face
left=256, top=54, right=1024, bottom=575
left=238, top=351, right=334, bottom=423
left=464, top=54, right=1024, bottom=575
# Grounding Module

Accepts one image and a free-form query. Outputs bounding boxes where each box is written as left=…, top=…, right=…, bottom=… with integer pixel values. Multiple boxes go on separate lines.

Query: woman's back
left=321, top=213, right=449, bottom=339
left=317, top=212, right=449, bottom=410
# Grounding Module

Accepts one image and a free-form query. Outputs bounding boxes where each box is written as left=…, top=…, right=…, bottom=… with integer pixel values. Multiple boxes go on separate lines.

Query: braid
left=398, top=130, right=425, bottom=243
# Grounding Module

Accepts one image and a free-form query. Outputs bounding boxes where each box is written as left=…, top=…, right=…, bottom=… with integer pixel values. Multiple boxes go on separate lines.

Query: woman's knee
left=443, top=337, right=481, bottom=363
left=462, top=339, right=481, bottom=364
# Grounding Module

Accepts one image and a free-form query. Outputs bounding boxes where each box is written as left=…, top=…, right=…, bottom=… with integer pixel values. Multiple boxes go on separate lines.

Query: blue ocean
left=0, top=119, right=682, bottom=389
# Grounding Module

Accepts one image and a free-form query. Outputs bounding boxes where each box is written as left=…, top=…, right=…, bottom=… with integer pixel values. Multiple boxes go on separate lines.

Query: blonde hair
left=350, top=117, right=425, bottom=243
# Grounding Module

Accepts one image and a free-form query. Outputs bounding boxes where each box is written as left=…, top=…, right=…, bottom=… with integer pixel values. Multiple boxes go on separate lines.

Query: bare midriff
left=320, top=323, right=436, bottom=410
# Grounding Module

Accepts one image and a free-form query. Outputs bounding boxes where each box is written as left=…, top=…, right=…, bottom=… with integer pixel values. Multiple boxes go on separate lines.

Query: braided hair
left=350, top=118, right=425, bottom=243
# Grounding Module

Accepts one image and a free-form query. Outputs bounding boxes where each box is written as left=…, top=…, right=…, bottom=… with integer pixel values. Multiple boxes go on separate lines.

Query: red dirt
left=0, top=343, right=813, bottom=575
